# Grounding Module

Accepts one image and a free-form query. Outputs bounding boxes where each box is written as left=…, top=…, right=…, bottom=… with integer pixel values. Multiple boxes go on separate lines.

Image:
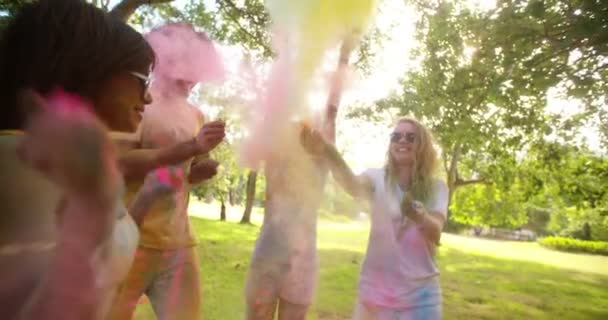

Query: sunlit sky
left=111, top=0, right=602, bottom=172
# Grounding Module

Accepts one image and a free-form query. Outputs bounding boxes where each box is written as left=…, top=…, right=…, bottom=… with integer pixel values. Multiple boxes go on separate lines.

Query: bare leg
left=106, top=248, right=157, bottom=320
left=244, top=266, right=279, bottom=320
left=246, top=299, right=278, bottom=320
left=147, top=247, right=201, bottom=320
left=277, top=298, right=309, bottom=320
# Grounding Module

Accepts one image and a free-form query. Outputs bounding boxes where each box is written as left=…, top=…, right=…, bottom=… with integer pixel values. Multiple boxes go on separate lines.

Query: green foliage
left=522, top=141, right=608, bottom=240
left=446, top=140, right=608, bottom=236
left=539, top=236, right=608, bottom=256
left=547, top=207, right=573, bottom=235
left=550, top=207, right=608, bottom=242
left=370, top=0, right=608, bottom=232
left=129, top=0, right=383, bottom=67
left=525, top=206, right=551, bottom=235
left=450, top=183, right=528, bottom=228
left=126, top=0, right=271, bottom=58
left=190, top=108, right=246, bottom=205
left=191, top=139, right=244, bottom=206
left=248, top=170, right=266, bottom=207
left=210, top=143, right=239, bottom=199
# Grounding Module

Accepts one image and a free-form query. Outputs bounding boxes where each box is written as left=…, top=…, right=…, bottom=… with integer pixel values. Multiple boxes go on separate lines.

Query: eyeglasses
left=390, top=132, right=416, bottom=144
left=130, top=71, right=152, bottom=94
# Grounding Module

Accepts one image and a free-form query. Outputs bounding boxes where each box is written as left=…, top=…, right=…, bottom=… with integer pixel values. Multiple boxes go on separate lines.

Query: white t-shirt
left=358, top=168, right=449, bottom=309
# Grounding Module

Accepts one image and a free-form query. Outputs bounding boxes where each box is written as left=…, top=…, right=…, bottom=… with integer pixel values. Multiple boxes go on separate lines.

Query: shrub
left=538, top=236, right=608, bottom=256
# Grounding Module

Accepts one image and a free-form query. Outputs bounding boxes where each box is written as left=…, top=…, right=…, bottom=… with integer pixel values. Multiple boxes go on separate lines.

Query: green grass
left=133, top=216, right=608, bottom=320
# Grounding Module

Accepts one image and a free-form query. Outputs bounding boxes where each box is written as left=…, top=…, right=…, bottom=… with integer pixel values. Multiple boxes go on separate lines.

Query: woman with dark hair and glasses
left=109, top=23, right=225, bottom=320
left=0, top=1, right=222, bottom=319
left=300, top=117, right=448, bottom=320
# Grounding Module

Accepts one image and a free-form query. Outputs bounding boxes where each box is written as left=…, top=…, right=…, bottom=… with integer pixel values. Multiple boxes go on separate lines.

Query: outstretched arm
left=119, top=138, right=199, bottom=180
left=300, top=126, right=372, bottom=199
left=324, top=142, right=373, bottom=199
left=119, top=120, right=225, bottom=180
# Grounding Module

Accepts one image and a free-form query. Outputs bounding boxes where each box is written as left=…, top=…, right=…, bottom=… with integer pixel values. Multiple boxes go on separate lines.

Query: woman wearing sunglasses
left=108, top=23, right=226, bottom=320
left=0, top=1, right=222, bottom=319
left=0, top=0, right=156, bottom=318
left=300, top=117, right=448, bottom=320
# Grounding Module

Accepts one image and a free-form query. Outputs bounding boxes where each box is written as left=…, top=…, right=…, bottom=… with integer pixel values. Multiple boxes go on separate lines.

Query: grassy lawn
left=133, top=204, right=608, bottom=320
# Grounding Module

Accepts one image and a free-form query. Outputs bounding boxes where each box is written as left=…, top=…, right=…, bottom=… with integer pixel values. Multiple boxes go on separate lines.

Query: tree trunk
left=446, top=142, right=487, bottom=205
left=109, top=0, right=174, bottom=21
left=228, top=188, right=235, bottom=206
left=220, top=198, right=226, bottom=221
left=582, top=222, right=591, bottom=240
left=446, top=143, right=461, bottom=206
left=240, top=170, right=257, bottom=224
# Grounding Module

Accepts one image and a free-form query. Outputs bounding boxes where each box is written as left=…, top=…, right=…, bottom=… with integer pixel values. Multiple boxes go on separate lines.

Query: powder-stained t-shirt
left=123, top=97, right=204, bottom=250
left=358, top=168, right=449, bottom=309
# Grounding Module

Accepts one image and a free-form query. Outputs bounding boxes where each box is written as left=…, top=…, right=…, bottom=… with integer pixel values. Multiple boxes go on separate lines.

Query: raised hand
left=188, top=159, right=219, bottom=184
left=400, top=193, right=426, bottom=226
left=17, top=89, right=121, bottom=202
left=194, top=120, right=225, bottom=154
left=299, top=122, right=328, bottom=156
left=15, top=90, right=123, bottom=320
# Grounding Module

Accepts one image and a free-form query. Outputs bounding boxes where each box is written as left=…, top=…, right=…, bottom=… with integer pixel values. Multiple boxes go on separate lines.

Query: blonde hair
left=385, top=117, right=440, bottom=204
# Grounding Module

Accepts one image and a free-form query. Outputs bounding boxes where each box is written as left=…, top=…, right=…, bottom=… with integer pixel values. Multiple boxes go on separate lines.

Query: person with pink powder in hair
left=108, top=23, right=225, bottom=320
left=301, top=117, right=448, bottom=320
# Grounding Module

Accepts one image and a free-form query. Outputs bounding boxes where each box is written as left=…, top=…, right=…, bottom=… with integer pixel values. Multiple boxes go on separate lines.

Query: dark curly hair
left=0, top=0, right=155, bottom=130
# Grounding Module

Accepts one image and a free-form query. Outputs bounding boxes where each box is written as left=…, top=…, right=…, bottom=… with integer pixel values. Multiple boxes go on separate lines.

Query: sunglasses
left=390, top=132, right=417, bottom=143
left=130, top=71, right=152, bottom=94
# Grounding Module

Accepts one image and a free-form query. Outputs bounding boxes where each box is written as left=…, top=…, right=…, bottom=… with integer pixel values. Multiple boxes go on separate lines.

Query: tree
left=212, top=143, right=241, bottom=221
left=451, top=182, right=528, bottom=228
left=523, top=140, right=608, bottom=240
left=361, top=0, right=607, bottom=227
left=121, top=0, right=385, bottom=225
left=240, top=170, right=257, bottom=224
left=371, top=1, right=542, bottom=203
left=190, top=140, right=243, bottom=221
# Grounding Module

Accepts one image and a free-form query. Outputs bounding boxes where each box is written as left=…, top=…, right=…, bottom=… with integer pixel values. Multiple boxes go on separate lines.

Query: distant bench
left=469, top=227, right=536, bottom=241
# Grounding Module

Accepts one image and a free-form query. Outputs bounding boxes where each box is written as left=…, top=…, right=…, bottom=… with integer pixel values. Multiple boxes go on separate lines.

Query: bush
left=538, top=236, right=608, bottom=256
left=525, top=206, right=551, bottom=236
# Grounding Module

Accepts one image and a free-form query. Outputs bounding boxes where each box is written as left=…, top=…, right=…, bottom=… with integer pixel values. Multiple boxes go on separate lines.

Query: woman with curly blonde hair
left=301, top=117, right=448, bottom=320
